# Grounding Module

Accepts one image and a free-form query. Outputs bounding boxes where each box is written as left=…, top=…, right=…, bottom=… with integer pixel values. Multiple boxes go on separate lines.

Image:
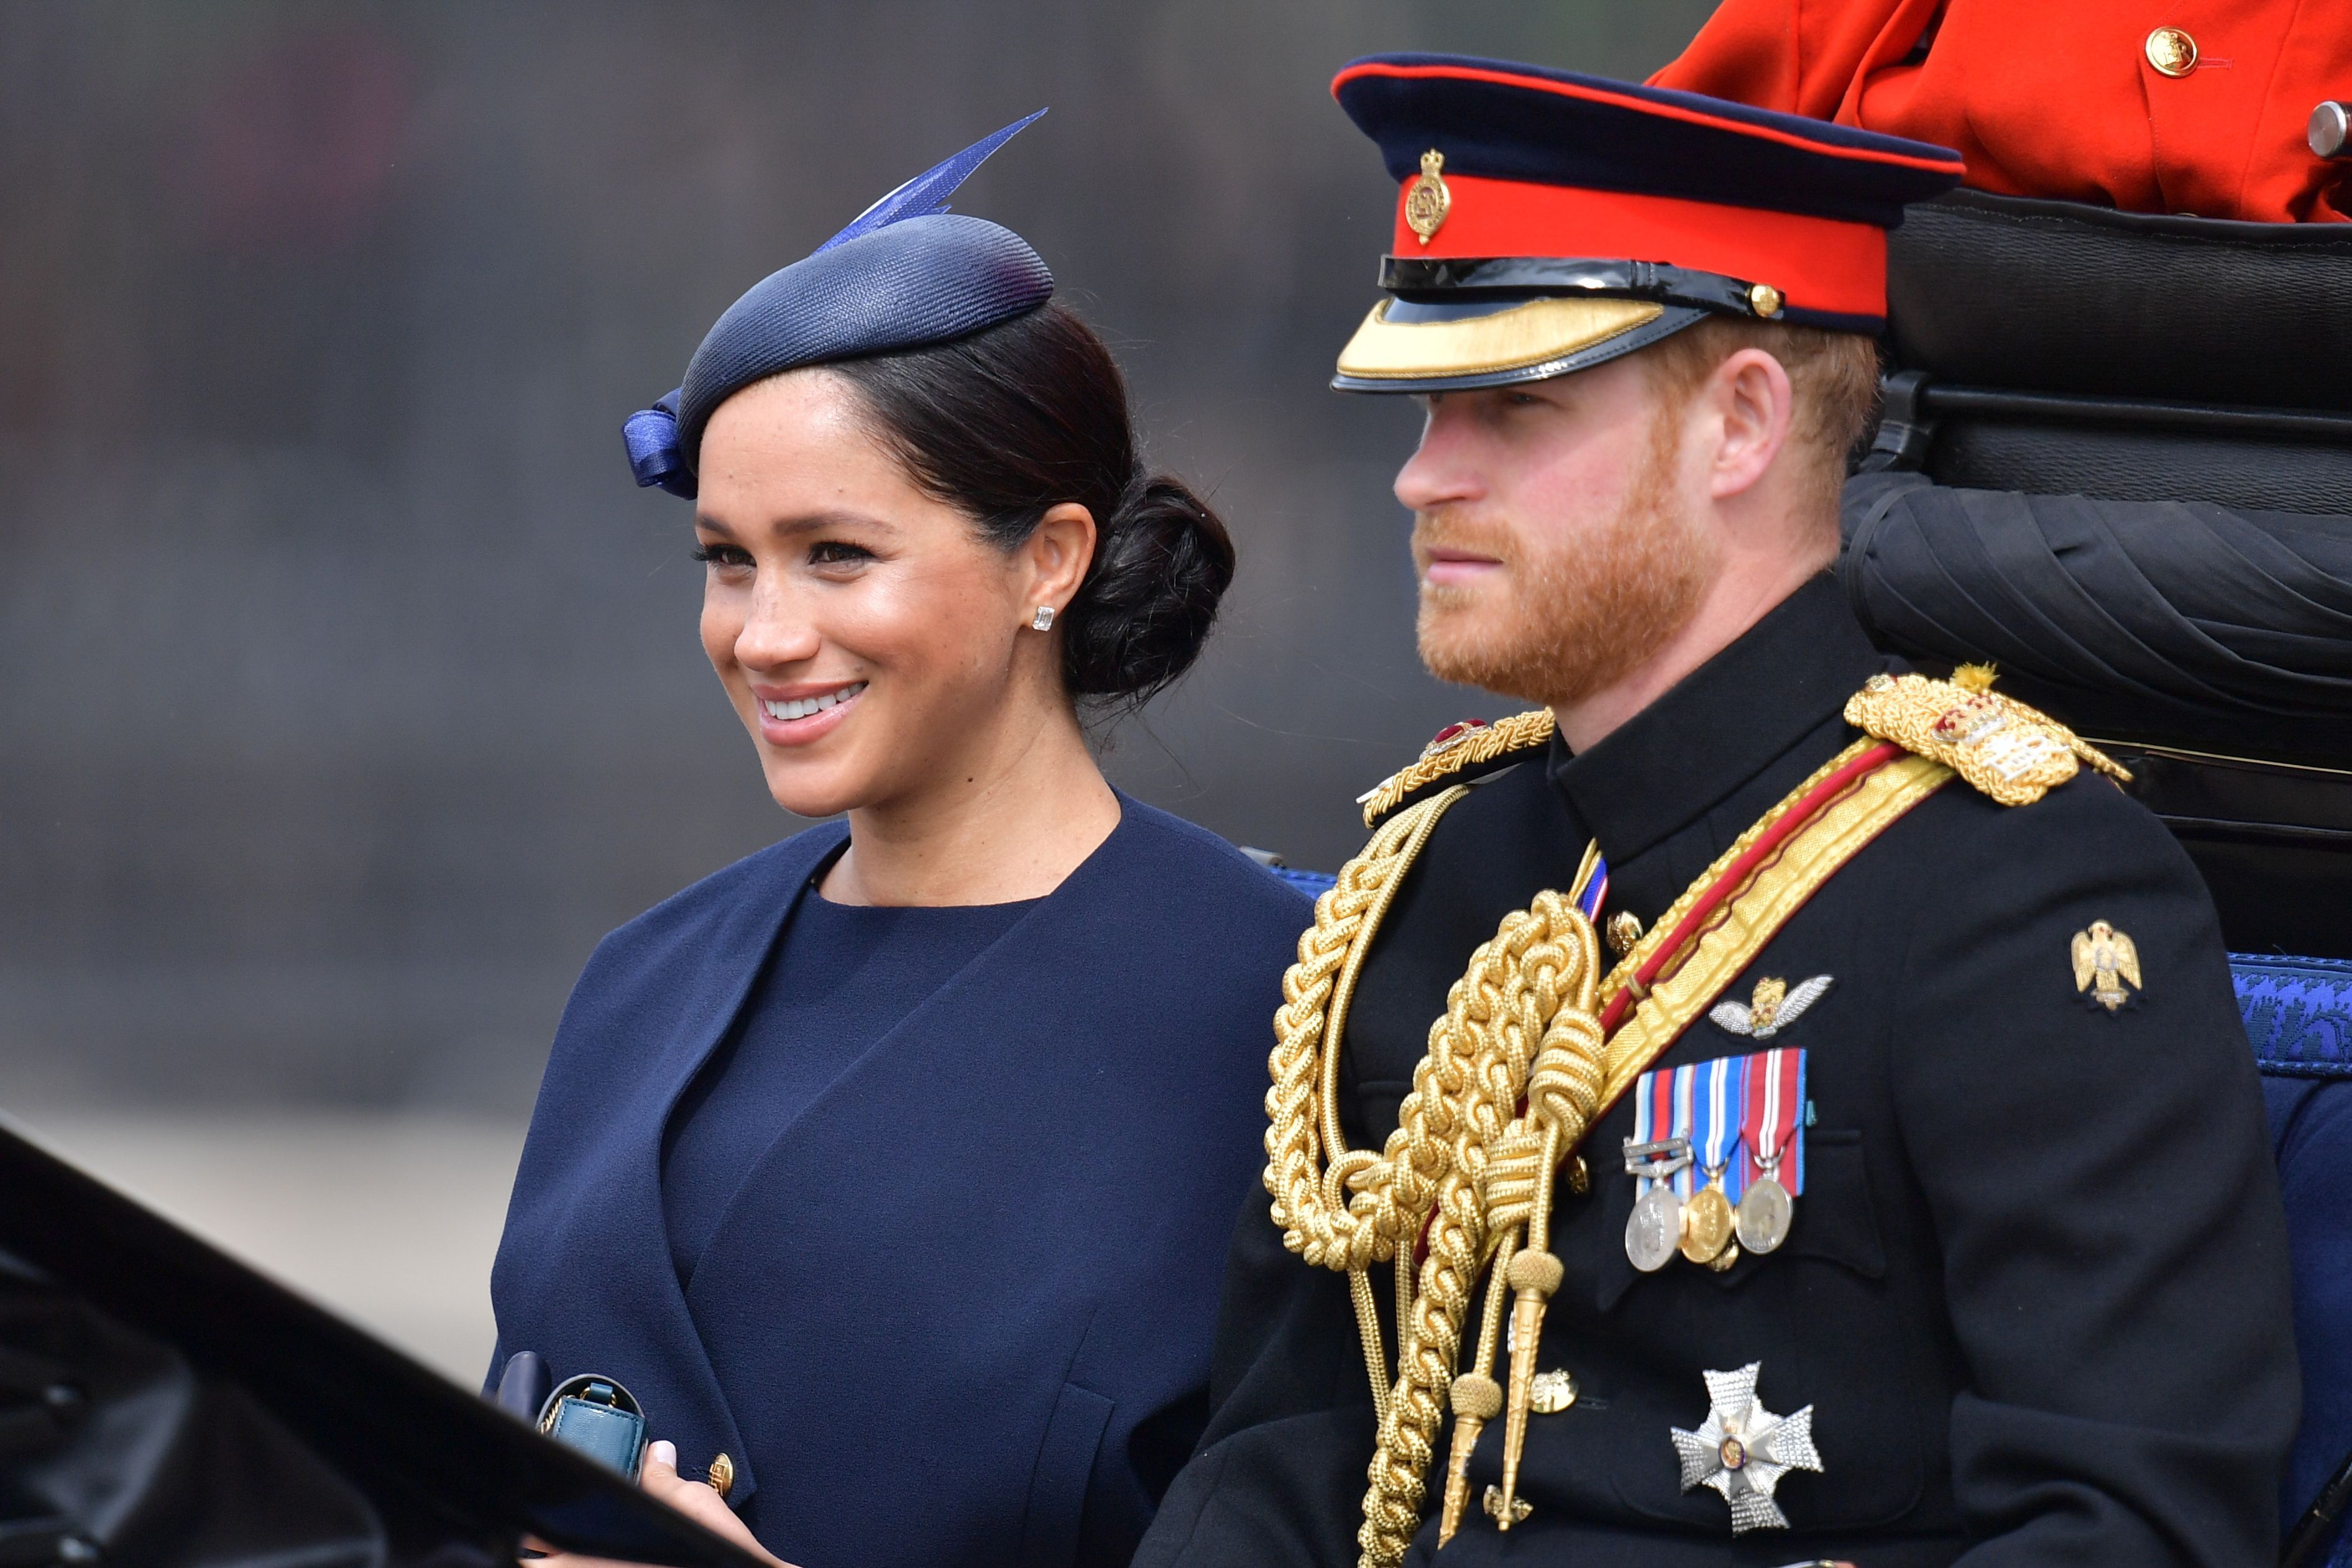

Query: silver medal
left=1735, top=1175, right=1793, bottom=1254
left=1626, top=1184, right=1684, bottom=1272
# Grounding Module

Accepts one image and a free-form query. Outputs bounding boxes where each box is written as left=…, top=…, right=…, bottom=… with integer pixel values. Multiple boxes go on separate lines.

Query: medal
left=1629, top=1047, right=1809, bottom=1273
left=1681, top=1182, right=1735, bottom=1265
left=1734, top=1046, right=1808, bottom=1255
left=1735, top=1178, right=1791, bottom=1253
left=1678, top=1055, right=1742, bottom=1265
left=1622, top=1106, right=1692, bottom=1273
left=1627, top=1185, right=1683, bottom=1272
left=1670, top=1362, right=1824, bottom=1533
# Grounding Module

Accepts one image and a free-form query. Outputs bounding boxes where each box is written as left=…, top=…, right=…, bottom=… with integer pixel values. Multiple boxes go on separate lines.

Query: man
left=1136, top=55, right=2299, bottom=1568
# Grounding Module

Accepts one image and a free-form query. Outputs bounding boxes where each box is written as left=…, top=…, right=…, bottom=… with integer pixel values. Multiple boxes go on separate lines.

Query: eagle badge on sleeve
left=2071, top=920, right=2142, bottom=1012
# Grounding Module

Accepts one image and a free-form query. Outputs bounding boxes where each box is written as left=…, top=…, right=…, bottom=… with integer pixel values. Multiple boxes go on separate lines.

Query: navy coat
left=489, top=799, right=1310, bottom=1567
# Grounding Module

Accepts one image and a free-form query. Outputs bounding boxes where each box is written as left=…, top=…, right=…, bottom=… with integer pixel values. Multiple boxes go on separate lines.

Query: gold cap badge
left=1405, top=149, right=1451, bottom=245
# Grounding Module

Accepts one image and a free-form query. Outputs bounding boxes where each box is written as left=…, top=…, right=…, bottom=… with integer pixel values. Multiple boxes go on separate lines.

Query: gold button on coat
left=707, top=1451, right=735, bottom=1499
left=2145, top=27, right=2197, bottom=78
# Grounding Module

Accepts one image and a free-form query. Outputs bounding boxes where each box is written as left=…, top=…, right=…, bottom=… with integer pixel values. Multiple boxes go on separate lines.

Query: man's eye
left=1505, top=391, right=1545, bottom=408
left=809, top=541, right=875, bottom=566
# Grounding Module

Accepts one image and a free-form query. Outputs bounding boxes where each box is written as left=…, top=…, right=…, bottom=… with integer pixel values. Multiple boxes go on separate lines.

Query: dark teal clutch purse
left=496, top=1351, right=648, bottom=1484
left=540, top=1373, right=648, bottom=1483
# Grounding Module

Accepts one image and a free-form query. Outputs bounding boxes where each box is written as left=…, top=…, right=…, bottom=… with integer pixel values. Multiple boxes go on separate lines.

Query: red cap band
left=1394, top=173, right=1888, bottom=324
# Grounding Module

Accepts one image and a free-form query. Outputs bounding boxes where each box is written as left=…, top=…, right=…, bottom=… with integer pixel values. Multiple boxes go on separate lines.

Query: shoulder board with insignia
left=1358, top=710, right=1556, bottom=827
left=1843, top=665, right=2131, bottom=807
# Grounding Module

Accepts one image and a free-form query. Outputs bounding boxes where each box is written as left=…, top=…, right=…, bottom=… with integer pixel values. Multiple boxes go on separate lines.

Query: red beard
left=1414, top=411, right=1714, bottom=710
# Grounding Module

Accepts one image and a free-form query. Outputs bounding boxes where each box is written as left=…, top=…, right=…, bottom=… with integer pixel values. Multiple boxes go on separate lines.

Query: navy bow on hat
left=623, top=109, right=1052, bottom=500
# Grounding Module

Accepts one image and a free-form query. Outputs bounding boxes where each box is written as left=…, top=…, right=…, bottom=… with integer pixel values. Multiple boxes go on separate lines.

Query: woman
left=490, top=114, right=1310, bottom=1568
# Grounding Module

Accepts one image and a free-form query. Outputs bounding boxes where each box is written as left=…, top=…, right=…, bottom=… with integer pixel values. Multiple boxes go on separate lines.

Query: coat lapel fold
left=493, top=823, right=847, bottom=1515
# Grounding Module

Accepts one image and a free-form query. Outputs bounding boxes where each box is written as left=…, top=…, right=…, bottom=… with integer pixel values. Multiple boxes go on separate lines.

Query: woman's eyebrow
left=691, top=508, right=902, bottom=539
left=770, top=508, right=903, bottom=537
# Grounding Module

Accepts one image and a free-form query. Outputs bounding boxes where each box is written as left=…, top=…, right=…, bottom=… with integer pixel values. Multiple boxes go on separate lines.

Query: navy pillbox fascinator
left=622, top=109, right=1052, bottom=500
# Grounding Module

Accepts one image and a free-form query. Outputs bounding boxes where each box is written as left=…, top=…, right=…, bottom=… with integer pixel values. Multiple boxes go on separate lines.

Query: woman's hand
left=521, top=1441, right=795, bottom=1568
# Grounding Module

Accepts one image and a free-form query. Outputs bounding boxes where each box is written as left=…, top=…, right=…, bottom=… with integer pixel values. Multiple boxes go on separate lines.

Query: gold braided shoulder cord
left=1267, top=783, right=1609, bottom=1568
left=1266, top=786, right=1469, bottom=1433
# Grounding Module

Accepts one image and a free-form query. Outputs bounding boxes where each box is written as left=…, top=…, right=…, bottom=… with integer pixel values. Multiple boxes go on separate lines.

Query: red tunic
left=1651, top=0, right=2352, bottom=221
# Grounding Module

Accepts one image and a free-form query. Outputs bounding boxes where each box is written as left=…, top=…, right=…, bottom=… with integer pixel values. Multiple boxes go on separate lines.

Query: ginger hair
left=1641, top=316, right=1881, bottom=538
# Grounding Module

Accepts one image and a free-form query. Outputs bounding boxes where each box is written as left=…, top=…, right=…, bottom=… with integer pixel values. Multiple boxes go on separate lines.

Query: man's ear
left=1024, top=502, right=1097, bottom=616
left=1704, top=347, right=1795, bottom=502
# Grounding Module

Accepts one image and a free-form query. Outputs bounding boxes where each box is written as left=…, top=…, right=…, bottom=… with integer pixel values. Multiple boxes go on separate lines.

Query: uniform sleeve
left=1646, top=0, right=1933, bottom=123
left=1886, top=778, right=2299, bottom=1566
left=1131, top=1194, right=1382, bottom=1568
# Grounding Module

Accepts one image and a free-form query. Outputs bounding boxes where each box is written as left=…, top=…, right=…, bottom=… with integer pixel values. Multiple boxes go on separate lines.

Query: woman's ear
left=1024, top=502, right=1097, bottom=618
left=1704, top=347, right=1795, bottom=503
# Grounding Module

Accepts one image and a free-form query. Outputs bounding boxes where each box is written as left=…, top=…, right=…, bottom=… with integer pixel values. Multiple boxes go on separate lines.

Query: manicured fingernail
left=650, top=1439, right=676, bottom=1467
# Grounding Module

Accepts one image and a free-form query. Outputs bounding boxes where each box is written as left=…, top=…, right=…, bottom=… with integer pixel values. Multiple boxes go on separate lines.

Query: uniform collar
left=1546, top=574, right=1886, bottom=864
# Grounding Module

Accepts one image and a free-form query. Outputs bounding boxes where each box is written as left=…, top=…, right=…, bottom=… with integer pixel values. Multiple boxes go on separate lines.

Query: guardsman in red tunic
left=1134, top=53, right=2299, bottom=1568
left=1651, top=0, right=2352, bottom=221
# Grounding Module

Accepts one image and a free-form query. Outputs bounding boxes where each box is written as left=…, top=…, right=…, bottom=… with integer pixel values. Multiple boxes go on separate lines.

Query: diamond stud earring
left=1031, top=606, right=1056, bottom=631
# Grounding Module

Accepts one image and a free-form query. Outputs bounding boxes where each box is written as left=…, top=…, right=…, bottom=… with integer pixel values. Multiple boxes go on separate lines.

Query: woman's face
left=692, top=369, right=1077, bottom=820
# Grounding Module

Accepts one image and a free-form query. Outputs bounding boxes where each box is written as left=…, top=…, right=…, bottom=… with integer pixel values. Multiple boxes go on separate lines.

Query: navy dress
left=489, top=797, right=1311, bottom=1567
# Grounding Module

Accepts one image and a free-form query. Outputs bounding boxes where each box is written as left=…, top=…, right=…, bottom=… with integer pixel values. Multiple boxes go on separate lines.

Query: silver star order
left=1669, top=1362, right=1822, bottom=1533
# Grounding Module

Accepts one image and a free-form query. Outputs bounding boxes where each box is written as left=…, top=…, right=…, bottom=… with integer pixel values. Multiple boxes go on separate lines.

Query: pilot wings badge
left=2071, top=920, right=2141, bottom=1012
left=1709, top=976, right=1832, bottom=1040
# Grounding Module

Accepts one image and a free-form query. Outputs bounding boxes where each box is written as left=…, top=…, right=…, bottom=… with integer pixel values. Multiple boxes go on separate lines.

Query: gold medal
left=1680, top=1183, right=1735, bottom=1265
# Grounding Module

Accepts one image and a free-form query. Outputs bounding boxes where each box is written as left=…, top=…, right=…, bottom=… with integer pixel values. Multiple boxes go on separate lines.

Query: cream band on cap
left=1334, top=294, right=1666, bottom=385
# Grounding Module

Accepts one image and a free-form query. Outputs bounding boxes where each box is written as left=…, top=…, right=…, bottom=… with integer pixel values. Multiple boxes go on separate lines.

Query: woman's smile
left=753, top=679, right=868, bottom=745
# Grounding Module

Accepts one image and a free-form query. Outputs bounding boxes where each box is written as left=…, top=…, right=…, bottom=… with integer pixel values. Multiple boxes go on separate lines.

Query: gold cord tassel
left=1490, top=1134, right=1564, bottom=1528
left=1485, top=965, right=1606, bottom=1531
left=1437, top=1240, right=1515, bottom=1544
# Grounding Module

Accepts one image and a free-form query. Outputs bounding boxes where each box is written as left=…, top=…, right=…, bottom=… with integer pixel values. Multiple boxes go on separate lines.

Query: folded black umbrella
left=1842, top=470, right=2352, bottom=761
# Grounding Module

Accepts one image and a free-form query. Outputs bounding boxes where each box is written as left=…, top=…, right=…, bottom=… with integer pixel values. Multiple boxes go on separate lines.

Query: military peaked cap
left=1329, top=55, right=1964, bottom=392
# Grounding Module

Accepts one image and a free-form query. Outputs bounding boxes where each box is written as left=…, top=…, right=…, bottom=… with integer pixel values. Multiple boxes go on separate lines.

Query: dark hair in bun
left=829, top=303, right=1234, bottom=713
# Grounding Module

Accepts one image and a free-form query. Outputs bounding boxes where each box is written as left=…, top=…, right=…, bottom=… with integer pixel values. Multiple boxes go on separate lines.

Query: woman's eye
left=691, top=543, right=754, bottom=569
left=807, top=540, right=876, bottom=567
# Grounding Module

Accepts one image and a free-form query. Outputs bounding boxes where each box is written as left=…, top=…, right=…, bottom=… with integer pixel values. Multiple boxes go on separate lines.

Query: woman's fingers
left=637, top=1441, right=797, bottom=1567
left=515, top=1441, right=796, bottom=1568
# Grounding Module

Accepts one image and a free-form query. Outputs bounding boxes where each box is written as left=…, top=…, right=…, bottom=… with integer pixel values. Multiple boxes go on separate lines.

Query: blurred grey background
left=2, top=0, right=1714, bottom=1377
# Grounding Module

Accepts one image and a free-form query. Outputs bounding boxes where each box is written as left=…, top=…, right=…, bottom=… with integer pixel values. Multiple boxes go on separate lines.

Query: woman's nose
left=733, top=583, right=822, bottom=671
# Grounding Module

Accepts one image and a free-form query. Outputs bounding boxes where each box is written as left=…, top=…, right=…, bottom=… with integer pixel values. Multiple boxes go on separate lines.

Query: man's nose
left=1394, top=401, right=1484, bottom=513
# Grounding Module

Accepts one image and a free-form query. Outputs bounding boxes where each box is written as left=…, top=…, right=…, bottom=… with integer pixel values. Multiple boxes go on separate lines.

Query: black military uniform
left=1142, top=579, right=2298, bottom=1567
left=1135, top=54, right=2300, bottom=1568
